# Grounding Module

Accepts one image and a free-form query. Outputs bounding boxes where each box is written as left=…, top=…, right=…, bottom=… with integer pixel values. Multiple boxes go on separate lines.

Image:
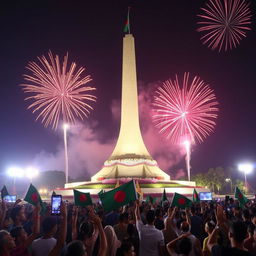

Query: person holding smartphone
left=10, top=204, right=40, bottom=256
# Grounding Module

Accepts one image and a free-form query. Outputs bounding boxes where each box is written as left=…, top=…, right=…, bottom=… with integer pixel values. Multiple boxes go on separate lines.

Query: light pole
left=238, top=163, right=253, bottom=193
left=183, top=140, right=191, bottom=181
left=25, top=167, right=39, bottom=183
left=7, top=167, right=24, bottom=194
left=225, top=178, right=232, bottom=194
left=63, top=123, right=69, bottom=184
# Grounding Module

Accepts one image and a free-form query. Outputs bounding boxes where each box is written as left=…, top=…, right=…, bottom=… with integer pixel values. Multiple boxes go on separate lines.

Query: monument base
left=55, top=178, right=209, bottom=201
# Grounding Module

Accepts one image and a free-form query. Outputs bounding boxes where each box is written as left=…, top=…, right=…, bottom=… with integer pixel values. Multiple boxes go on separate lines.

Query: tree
left=206, top=167, right=225, bottom=194
left=234, top=179, right=245, bottom=193
left=192, top=173, right=209, bottom=187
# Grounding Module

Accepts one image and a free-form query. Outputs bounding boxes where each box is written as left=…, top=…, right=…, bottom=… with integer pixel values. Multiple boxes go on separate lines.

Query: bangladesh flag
left=73, top=190, right=92, bottom=206
left=98, top=190, right=105, bottom=196
left=235, top=187, right=248, bottom=206
left=1, top=185, right=9, bottom=199
left=161, top=189, right=168, bottom=202
left=123, top=7, right=131, bottom=33
left=171, top=193, right=192, bottom=209
left=192, top=189, right=200, bottom=203
left=24, top=184, right=43, bottom=206
left=99, top=180, right=137, bottom=212
left=146, top=195, right=156, bottom=204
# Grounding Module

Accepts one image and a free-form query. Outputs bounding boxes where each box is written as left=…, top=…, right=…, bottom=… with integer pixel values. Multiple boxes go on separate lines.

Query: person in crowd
left=105, top=209, right=120, bottom=227
left=166, top=233, right=192, bottom=256
left=135, top=201, right=165, bottom=256
left=48, top=202, right=67, bottom=256
left=113, top=213, right=129, bottom=241
left=202, top=220, right=215, bottom=256
left=189, top=206, right=204, bottom=242
left=72, top=206, right=107, bottom=256
left=208, top=205, right=252, bottom=256
left=154, top=208, right=164, bottom=231
left=30, top=216, right=57, bottom=256
left=116, top=239, right=136, bottom=256
left=104, top=225, right=121, bottom=256
left=179, top=221, right=203, bottom=256
left=125, top=223, right=139, bottom=255
left=244, top=223, right=256, bottom=253
left=9, top=206, right=26, bottom=231
left=64, top=240, right=86, bottom=256
left=242, top=209, right=252, bottom=228
left=10, top=204, right=40, bottom=256
left=162, top=207, right=177, bottom=255
left=0, top=201, right=7, bottom=230
left=0, top=230, right=16, bottom=256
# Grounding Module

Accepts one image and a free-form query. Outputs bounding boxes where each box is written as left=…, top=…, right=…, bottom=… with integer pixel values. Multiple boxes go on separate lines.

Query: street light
left=225, top=178, right=232, bottom=194
left=63, top=123, right=69, bottom=184
left=238, top=163, right=253, bottom=193
left=7, top=167, right=24, bottom=194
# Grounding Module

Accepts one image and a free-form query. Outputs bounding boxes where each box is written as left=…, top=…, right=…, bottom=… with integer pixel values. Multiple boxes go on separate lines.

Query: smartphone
left=51, top=195, right=62, bottom=215
left=4, top=195, right=17, bottom=203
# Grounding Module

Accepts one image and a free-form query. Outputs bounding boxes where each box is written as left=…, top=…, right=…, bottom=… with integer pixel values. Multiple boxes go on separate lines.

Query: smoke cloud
left=33, top=82, right=185, bottom=179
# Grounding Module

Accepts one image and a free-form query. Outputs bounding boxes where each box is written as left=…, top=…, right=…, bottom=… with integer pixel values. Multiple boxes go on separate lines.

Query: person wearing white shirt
left=135, top=201, right=165, bottom=256
left=30, top=216, right=57, bottom=256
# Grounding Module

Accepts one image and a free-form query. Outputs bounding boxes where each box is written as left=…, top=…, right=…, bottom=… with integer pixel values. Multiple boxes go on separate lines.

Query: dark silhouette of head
left=146, top=210, right=155, bottom=224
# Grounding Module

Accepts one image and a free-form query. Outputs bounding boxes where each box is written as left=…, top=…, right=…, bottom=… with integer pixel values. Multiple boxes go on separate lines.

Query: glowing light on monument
left=197, top=0, right=251, bottom=52
left=153, top=72, right=218, bottom=145
left=21, top=51, right=96, bottom=129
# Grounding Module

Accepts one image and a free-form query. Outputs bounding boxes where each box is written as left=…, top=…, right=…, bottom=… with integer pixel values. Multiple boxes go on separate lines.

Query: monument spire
left=91, top=24, right=170, bottom=181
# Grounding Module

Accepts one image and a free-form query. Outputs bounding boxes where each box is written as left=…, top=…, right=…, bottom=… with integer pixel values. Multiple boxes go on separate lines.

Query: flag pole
left=128, top=7, right=131, bottom=34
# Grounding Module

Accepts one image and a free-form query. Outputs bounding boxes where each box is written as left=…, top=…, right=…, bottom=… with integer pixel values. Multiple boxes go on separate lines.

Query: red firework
left=152, top=73, right=218, bottom=144
left=21, top=51, right=96, bottom=129
left=197, top=0, right=252, bottom=52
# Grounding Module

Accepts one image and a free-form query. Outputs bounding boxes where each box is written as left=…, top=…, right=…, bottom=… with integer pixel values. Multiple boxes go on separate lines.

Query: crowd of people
left=0, top=194, right=255, bottom=256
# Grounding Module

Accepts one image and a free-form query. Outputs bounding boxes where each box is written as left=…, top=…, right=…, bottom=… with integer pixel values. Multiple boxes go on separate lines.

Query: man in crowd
left=135, top=201, right=165, bottom=256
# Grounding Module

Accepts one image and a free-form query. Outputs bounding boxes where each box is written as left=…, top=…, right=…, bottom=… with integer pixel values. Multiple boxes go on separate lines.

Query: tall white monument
left=91, top=34, right=170, bottom=181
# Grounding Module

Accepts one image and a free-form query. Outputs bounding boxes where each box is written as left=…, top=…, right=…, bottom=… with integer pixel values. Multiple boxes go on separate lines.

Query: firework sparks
left=152, top=73, right=218, bottom=145
left=197, top=0, right=252, bottom=52
left=21, top=51, right=96, bottom=129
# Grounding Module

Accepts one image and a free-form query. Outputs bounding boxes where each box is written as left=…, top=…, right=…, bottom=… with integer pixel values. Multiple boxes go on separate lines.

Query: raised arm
left=71, top=206, right=78, bottom=241
left=185, top=208, right=191, bottom=226
left=135, top=200, right=141, bottom=221
left=24, top=204, right=41, bottom=248
left=0, top=200, right=7, bottom=228
left=88, top=208, right=107, bottom=256
left=48, top=202, right=67, bottom=256
left=207, top=226, right=219, bottom=252
left=166, top=233, right=190, bottom=255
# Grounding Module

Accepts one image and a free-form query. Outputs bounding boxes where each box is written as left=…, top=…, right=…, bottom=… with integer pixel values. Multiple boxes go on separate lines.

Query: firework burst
left=197, top=0, right=252, bottom=52
left=152, top=73, right=218, bottom=145
left=21, top=51, right=96, bottom=129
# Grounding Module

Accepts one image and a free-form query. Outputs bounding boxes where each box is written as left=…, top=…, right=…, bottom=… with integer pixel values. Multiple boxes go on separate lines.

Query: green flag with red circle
left=171, top=192, right=192, bottom=209
left=73, top=190, right=92, bottom=206
left=99, top=180, right=137, bottom=212
left=192, top=189, right=200, bottom=203
left=1, top=185, right=9, bottom=200
left=234, top=187, right=248, bottom=206
left=24, top=184, right=43, bottom=206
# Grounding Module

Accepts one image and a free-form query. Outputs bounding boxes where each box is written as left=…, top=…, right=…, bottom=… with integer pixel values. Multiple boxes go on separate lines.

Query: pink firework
left=152, top=73, right=218, bottom=145
left=21, top=51, right=96, bottom=129
left=197, top=0, right=251, bottom=52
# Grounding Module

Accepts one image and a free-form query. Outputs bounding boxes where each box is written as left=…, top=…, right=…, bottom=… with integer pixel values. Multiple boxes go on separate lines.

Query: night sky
left=1, top=0, right=256, bottom=188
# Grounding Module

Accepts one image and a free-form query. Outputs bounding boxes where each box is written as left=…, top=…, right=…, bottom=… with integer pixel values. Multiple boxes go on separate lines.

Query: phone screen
left=199, top=192, right=212, bottom=201
left=4, top=195, right=17, bottom=203
left=51, top=195, right=62, bottom=215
